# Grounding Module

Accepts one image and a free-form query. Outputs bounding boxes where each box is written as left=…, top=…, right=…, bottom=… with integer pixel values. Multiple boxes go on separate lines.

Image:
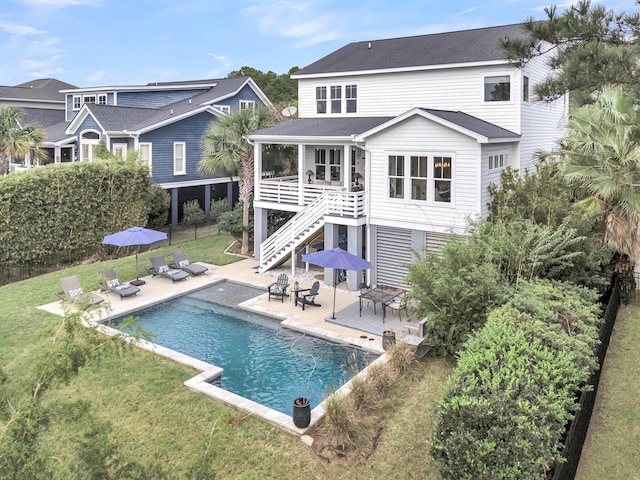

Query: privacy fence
left=551, top=276, right=621, bottom=480
left=0, top=221, right=220, bottom=287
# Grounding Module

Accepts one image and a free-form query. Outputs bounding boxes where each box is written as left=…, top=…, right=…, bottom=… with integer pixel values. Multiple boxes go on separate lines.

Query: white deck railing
left=257, top=178, right=365, bottom=216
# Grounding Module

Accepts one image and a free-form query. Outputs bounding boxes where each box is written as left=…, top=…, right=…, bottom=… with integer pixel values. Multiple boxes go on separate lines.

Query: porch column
left=347, top=225, right=364, bottom=291
left=298, top=143, right=305, bottom=206
left=254, top=207, right=268, bottom=261
left=204, top=184, right=211, bottom=219
left=226, top=181, right=233, bottom=210
left=323, top=223, right=340, bottom=286
left=171, top=188, right=179, bottom=226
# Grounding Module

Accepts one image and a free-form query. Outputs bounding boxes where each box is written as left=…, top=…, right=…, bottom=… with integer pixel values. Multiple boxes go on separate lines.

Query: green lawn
left=0, top=234, right=451, bottom=479
left=576, top=304, right=640, bottom=480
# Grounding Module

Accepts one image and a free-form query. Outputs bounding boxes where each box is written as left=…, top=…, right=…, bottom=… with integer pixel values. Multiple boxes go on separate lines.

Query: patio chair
left=297, top=281, right=321, bottom=310
left=57, top=275, right=105, bottom=307
left=385, top=292, right=407, bottom=320
left=149, top=256, right=190, bottom=282
left=171, top=250, right=208, bottom=276
left=99, top=269, right=140, bottom=300
left=267, top=273, right=289, bottom=302
left=359, top=282, right=374, bottom=312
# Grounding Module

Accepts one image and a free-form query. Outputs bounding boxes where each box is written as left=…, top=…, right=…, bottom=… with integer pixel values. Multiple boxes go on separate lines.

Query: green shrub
left=431, top=319, right=586, bottom=480
left=182, top=199, right=205, bottom=224
left=209, top=198, right=228, bottom=223
left=218, top=201, right=252, bottom=243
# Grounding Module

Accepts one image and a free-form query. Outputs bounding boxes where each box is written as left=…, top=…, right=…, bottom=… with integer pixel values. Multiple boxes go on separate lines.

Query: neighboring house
left=3, top=77, right=273, bottom=224
left=249, top=23, right=568, bottom=288
left=0, top=78, right=77, bottom=171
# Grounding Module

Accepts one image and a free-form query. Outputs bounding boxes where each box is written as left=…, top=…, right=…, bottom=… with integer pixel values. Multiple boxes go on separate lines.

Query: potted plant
left=382, top=330, right=396, bottom=350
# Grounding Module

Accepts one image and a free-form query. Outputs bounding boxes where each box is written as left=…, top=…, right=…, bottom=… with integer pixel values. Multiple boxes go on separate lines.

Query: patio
left=38, top=258, right=422, bottom=355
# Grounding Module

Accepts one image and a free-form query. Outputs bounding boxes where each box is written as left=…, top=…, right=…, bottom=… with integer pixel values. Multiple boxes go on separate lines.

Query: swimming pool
left=113, top=282, right=378, bottom=416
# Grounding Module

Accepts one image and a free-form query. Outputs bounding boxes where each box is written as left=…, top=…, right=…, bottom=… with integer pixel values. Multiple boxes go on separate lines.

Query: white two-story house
left=249, top=23, right=567, bottom=289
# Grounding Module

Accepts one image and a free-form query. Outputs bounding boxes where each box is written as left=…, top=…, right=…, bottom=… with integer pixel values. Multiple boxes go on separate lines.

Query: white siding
left=519, top=54, right=568, bottom=172
left=480, top=143, right=519, bottom=218
left=298, top=64, right=522, bottom=133
left=364, top=115, right=482, bottom=234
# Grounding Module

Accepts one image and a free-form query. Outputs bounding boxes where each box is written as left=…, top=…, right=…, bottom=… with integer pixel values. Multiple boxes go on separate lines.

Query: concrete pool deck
left=37, top=257, right=420, bottom=434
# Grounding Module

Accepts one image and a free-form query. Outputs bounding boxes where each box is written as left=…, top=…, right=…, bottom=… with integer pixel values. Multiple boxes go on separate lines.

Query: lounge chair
left=171, top=250, right=208, bottom=276
left=149, top=256, right=190, bottom=282
left=99, top=269, right=140, bottom=299
left=296, top=281, right=321, bottom=310
left=268, top=273, right=289, bottom=302
left=58, top=275, right=105, bottom=307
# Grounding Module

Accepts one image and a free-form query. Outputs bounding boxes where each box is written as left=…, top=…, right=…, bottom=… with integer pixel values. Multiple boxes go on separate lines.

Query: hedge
left=0, top=160, right=166, bottom=265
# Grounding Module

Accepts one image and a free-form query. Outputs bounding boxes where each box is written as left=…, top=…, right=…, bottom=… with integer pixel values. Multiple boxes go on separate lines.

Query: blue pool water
left=114, top=283, right=378, bottom=416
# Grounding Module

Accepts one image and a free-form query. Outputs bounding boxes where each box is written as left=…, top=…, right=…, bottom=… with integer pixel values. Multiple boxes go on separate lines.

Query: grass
left=0, top=234, right=453, bottom=479
left=575, top=304, right=640, bottom=480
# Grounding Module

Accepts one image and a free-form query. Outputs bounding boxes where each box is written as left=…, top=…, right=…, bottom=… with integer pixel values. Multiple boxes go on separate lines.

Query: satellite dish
left=281, top=105, right=297, bottom=118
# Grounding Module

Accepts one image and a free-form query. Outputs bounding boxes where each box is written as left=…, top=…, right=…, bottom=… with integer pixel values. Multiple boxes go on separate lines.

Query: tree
left=559, top=86, right=640, bottom=271
left=502, top=0, right=640, bottom=106
left=0, top=106, right=47, bottom=174
left=228, top=66, right=298, bottom=110
left=199, top=107, right=274, bottom=255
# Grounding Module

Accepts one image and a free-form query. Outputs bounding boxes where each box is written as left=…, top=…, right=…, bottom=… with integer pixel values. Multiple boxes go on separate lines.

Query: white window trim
left=239, top=100, right=255, bottom=111
left=316, top=83, right=358, bottom=115
left=72, top=95, right=81, bottom=110
left=214, top=105, right=231, bottom=114
left=488, top=152, right=508, bottom=171
left=483, top=74, right=512, bottom=103
left=387, top=152, right=455, bottom=205
left=139, top=142, right=152, bottom=175
left=173, top=142, right=186, bottom=175
left=112, top=143, right=127, bottom=158
left=98, top=94, right=107, bottom=105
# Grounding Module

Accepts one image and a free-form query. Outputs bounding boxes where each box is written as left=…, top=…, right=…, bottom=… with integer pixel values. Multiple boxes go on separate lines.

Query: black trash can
left=293, top=397, right=311, bottom=428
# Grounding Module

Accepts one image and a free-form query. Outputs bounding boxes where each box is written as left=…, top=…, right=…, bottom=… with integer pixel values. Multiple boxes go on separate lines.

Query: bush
left=431, top=319, right=587, bottom=480
left=218, top=201, right=253, bottom=243
left=406, top=239, right=510, bottom=354
left=209, top=198, right=228, bottom=223
left=182, top=199, right=205, bottom=224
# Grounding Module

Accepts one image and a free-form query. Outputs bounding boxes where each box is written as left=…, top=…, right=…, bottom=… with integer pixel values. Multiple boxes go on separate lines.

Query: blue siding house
left=34, top=76, right=274, bottom=224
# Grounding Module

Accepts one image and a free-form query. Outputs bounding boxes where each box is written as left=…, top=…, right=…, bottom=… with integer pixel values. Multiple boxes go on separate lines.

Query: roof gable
left=355, top=108, right=520, bottom=143
left=294, top=23, right=529, bottom=77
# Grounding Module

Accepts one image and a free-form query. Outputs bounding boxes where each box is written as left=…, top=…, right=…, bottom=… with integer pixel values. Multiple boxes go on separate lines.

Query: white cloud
left=455, top=7, right=477, bottom=16
left=207, top=52, right=227, bottom=61
left=19, top=55, right=62, bottom=71
left=87, top=69, right=105, bottom=82
left=29, top=67, right=65, bottom=77
left=0, top=23, right=47, bottom=35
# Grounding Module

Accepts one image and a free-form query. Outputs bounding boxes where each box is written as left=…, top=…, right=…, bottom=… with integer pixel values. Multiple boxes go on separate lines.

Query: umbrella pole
left=331, top=269, right=337, bottom=319
left=130, top=247, right=146, bottom=286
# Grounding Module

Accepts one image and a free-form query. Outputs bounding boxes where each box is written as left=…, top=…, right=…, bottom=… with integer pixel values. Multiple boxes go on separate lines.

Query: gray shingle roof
left=20, top=108, right=65, bottom=127
left=251, top=117, right=393, bottom=138
left=84, top=104, right=160, bottom=131
left=295, top=24, right=528, bottom=76
left=419, top=108, right=520, bottom=139
left=0, top=78, right=76, bottom=102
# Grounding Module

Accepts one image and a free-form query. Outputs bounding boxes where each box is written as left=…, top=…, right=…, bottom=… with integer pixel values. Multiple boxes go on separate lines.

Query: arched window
left=80, top=130, right=100, bottom=161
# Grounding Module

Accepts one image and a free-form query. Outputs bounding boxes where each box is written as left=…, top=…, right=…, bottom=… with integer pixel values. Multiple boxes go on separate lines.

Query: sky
left=0, top=0, right=636, bottom=88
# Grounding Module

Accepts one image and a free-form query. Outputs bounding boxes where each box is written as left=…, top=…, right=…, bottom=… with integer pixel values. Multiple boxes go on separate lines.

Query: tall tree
left=502, top=0, right=640, bottom=106
left=559, top=86, right=640, bottom=271
left=199, top=107, right=274, bottom=255
left=228, top=66, right=298, bottom=110
left=0, top=106, right=47, bottom=174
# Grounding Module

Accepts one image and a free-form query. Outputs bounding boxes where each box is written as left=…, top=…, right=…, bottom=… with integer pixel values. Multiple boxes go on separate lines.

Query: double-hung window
left=433, top=156, right=452, bottom=203
left=139, top=143, right=152, bottom=175
left=72, top=95, right=81, bottom=110
left=346, top=85, right=357, bottom=113
left=329, top=148, right=341, bottom=181
left=173, top=142, right=186, bottom=175
left=410, top=156, right=428, bottom=200
left=316, top=87, right=327, bottom=114
left=314, top=148, right=326, bottom=181
left=98, top=94, right=107, bottom=105
left=239, top=100, right=255, bottom=111
left=388, top=155, right=405, bottom=199
left=330, top=86, right=342, bottom=113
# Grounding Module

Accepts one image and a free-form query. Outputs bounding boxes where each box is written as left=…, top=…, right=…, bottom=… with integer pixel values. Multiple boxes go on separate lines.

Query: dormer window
left=484, top=75, right=510, bottom=102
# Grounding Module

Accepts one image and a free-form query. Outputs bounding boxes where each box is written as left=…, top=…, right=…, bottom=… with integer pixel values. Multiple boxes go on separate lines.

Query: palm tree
left=199, top=107, right=274, bottom=255
left=0, top=106, right=47, bottom=174
left=559, top=86, right=640, bottom=270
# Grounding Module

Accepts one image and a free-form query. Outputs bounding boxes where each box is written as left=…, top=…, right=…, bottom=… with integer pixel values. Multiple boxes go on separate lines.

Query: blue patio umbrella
left=102, top=227, right=168, bottom=284
left=301, top=247, right=372, bottom=319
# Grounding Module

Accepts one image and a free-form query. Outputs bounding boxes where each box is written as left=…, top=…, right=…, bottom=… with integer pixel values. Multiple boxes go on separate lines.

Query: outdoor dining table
left=359, top=285, right=406, bottom=321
